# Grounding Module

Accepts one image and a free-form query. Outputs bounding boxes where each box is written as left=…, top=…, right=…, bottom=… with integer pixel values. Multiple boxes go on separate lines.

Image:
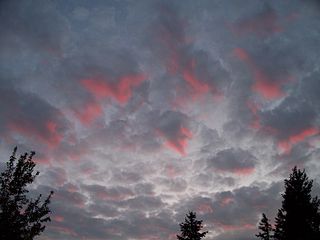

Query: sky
left=1, top=0, right=320, bottom=239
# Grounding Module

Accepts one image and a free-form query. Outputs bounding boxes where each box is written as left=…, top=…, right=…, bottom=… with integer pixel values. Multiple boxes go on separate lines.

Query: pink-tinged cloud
left=159, top=126, right=193, bottom=156
left=33, top=157, right=51, bottom=165
left=278, top=127, right=319, bottom=154
left=196, top=203, right=214, bottom=214
left=49, top=226, right=77, bottom=237
left=216, top=167, right=255, bottom=176
left=81, top=73, right=146, bottom=104
left=230, top=7, right=283, bottom=38
left=53, top=215, right=64, bottom=223
left=182, top=59, right=210, bottom=97
left=231, top=167, right=255, bottom=175
left=94, top=188, right=134, bottom=202
left=220, top=197, right=234, bottom=207
left=252, top=78, right=285, bottom=100
left=8, top=120, right=62, bottom=148
left=73, top=101, right=103, bottom=125
left=165, top=164, right=180, bottom=178
left=65, top=184, right=79, bottom=193
left=234, top=48, right=291, bottom=100
left=155, top=7, right=221, bottom=101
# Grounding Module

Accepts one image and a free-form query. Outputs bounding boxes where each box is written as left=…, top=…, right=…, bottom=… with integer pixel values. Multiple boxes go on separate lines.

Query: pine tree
left=177, top=211, right=208, bottom=240
left=256, top=213, right=273, bottom=240
left=273, top=166, right=320, bottom=240
left=0, top=147, right=54, bottom=240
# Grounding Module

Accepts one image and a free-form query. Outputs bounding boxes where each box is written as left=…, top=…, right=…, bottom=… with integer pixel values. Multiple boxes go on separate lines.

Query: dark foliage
left=177, top=211, right=208, bottom=240
left=0, top=147, right=53, bottom=240
left=256, top=213, right=273, bottom=240
left=272, top=167, right=320, bottom=240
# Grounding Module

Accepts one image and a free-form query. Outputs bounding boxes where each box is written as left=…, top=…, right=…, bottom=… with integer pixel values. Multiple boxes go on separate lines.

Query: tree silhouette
left=273, top=166, right=320, bottom=240
left=256, top=213, right=273, bottom=240
left=177, top=211, right=208, bottom=240
left=0, top=147, right=54, bottom=240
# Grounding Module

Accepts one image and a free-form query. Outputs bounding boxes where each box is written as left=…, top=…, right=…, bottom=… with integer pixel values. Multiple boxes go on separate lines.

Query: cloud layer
left=1, top=0, right=320, bottom=239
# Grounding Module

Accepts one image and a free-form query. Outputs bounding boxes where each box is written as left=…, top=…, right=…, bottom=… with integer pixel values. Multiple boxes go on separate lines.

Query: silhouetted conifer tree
left=0, top=147, right=54, bottom=240
left=273, top=166, right=320, bottom=240
left=177, top=211, right=208, bottom=240
left=256, top=213, right=273, bottom=240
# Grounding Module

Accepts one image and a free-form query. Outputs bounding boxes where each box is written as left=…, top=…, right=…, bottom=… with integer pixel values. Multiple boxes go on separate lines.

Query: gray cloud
left=207, top=148, right=257, bottom=174
left=1, top=0, right=320, bottom=240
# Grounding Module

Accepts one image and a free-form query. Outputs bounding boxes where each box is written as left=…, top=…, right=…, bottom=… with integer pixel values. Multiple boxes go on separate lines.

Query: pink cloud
left=234, top=48, right=292, bottom=100
left=278, top=127, right=319, bottom=154
left=165, top=164, right=181, bottom=178
left=196, top=203, right=214, bottom=214
left=8, top=120, right=62, bottom=148
left=220, top=197, right=234, bottom=207
left=81, top=73, right=146, bottom=104
left=53, top=215, right=64, bottom=223
left=231, top=167, right=255, bottom=176
left=159, top=126, right=193, bottom=156
left=72, top=101, right=103, bottom=125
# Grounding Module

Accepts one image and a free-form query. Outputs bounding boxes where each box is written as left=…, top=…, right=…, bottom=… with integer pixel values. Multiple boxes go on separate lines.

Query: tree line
left=177, top=166, right=320, bottom=240
left=1, top=148, right=320, bottom=240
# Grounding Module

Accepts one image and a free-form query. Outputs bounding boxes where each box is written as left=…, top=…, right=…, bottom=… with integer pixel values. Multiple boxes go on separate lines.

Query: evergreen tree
left=0, top=147, right=54, bottom=240
left=273, top=166, right=320, bottom=240
left=177, top=211, right=208, bottom=240
left=256, top=213, right=273, bottom=240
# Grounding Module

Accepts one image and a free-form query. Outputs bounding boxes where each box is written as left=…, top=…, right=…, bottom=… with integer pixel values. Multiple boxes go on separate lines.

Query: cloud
left=230, top=4, right=283, bottom=38
left=156, top=111, right=192, bottom=156
left=1, top=1, right=320, bottom=240
left=0, top=0, right=68, bottom=54
left=0, top=83, right=69, bottom=149
left=261, top=97, right=318, bottom=154
left=207, top=148, right=257, bottom=175
left=82, top=184, right=134, bottom=202
left=234, top=47, right=292, bottom=100
left=149, top=2, right=229, bottom=104
left=81, top=73, right=147, bottom=105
